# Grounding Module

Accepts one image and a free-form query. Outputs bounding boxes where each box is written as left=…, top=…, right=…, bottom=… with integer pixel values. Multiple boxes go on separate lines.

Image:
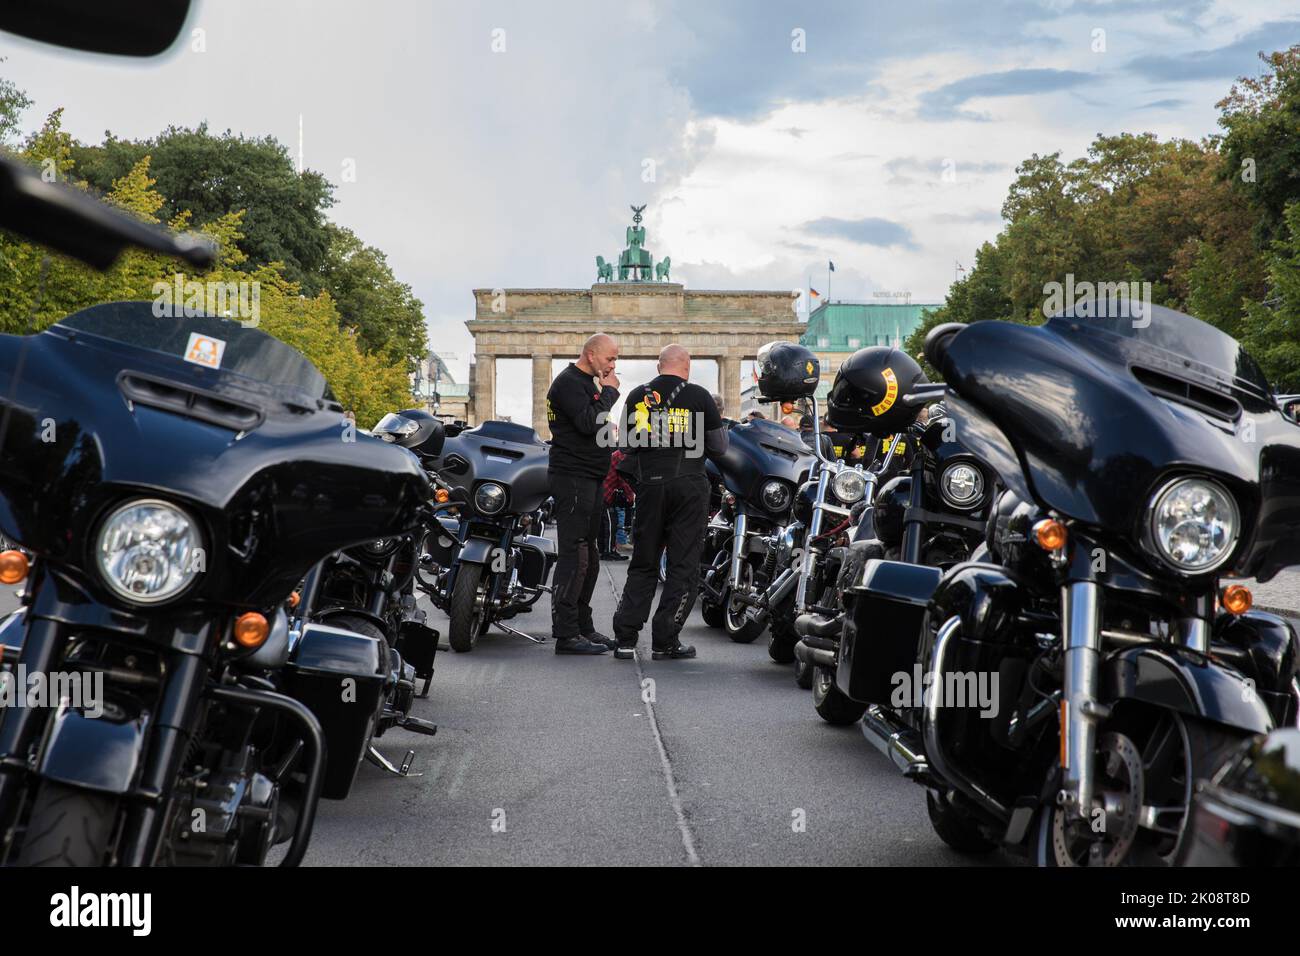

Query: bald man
left=612, top=344, right=728, bottom=660
left=545, top=333, right=621, bottom=654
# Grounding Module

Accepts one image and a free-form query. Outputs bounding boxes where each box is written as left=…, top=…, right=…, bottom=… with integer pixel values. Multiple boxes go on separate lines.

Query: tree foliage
left=0, top=98, right=419, bottom=426
left=919, top=44, right=1300, bottom=391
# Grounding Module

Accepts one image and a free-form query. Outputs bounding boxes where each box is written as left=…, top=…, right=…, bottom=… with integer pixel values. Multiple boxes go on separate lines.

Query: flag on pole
left=828, top=260, right=836, bottom=272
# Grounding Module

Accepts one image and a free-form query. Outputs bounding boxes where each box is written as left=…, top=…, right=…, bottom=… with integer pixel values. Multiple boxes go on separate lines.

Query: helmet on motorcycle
left=756, top=341, right=820, bottom=402
left=826, top=346, right=926, bottom=435
left=372, top=408, right=446, bottom=458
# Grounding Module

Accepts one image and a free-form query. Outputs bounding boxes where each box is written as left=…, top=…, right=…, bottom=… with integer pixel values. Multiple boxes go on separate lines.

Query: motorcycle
left=417, top=420, right=557, bottom=652
left=0, top=301, right=433, bottom=865
left=845, top=303, right=1300, bottom=865
left=794, top=395, right=997, bottom=720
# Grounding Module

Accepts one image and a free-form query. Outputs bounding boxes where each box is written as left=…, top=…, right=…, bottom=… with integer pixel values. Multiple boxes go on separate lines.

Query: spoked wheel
left=448, top=564, right=491, bottom=652
left=811, top=665, right=865, bottom=724
left=1032, top=713, right=1248, bottom=867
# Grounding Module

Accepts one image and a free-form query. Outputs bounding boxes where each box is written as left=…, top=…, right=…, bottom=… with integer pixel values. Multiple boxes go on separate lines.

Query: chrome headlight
left=1147, top=477, right=1239, bottom=573
left=474, top=482, right=507, bottom=515
left=96, top=499, right=203, bottom=605
left=940, top=462, right=984, bottom=510
left=760, top=480, right=791, bottom=512
left=831, top=467, right=867, bottom=505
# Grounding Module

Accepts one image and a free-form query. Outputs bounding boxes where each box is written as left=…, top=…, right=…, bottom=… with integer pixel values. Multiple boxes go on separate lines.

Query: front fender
left=1102, top=645, right=1274, bottom=735
left=456, top=537, right=497, bottom=565
left=38, top=706, right=147, bottom=795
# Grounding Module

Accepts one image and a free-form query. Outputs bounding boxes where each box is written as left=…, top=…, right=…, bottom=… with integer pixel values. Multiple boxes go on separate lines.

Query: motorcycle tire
left=926, top=791, right=996, bottom=855
left=812, top=665, right=865, bottom=724
left=723, top=587, right=765, bottom=644
left=700, top=597, right=725, bottom=629
left=794, top=656, right=814, bottom=689
left=766, top=595, right=798, bottom=664
left=18, top=780, right=117, bottom=866
left=1031, top=713, right=1248, bottom=867
left=449, top=563, right=488, bottom=653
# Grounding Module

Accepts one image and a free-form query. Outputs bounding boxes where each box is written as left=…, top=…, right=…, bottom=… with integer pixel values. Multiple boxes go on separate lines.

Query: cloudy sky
left=2, top=0, right=1297, bottom=422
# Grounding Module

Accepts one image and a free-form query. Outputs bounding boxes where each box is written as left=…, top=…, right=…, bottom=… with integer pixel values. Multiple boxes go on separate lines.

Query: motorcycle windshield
left=940, top=304, right=1300, bottom=579
left=54, top=301, right=332, bottom=402
left=0, top=302, right=429, bottom=606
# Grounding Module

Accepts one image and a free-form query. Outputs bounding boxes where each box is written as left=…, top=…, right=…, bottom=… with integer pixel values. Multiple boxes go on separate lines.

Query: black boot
left=651, top=643, right=696, bottom=660
left=554, top=636, right=609, bottom=655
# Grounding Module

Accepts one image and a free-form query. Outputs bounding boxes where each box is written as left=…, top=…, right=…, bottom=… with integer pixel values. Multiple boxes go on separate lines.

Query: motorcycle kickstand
left=494, top=620, right=544, bottom=643
left=366, top=746, right=422, bottom=777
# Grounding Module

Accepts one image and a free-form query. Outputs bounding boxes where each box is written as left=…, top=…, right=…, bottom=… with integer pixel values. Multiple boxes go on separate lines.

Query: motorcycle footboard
left=837, top=559, right=942, bottom=704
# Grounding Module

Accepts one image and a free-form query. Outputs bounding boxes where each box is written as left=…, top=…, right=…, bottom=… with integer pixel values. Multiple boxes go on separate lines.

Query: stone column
left=718, top=354, right=742, bottom=420
left=471, top=352, right=495, bottom=424
left=532, top=354, right=553, bottom=439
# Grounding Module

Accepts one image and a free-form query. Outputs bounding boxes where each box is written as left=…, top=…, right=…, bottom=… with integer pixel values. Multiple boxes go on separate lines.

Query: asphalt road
left=303, top=559, right=997, bottom=867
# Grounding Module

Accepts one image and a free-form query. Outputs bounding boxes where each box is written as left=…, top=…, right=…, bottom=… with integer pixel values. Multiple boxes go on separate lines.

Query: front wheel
left=927, top=791, right=996, bottom=855
left=766, top=593, right=797, bottom=663
left=18, top=780, right=117, bottom=866
left=723, top=586, right=765, bottom=644
left=812, top=665, right=865, bottom=724
left=794, top=656, right=814, bottom=689
left=448, top=563, right=490, bottom=652
left=1031, top=714, right=1249, bottom=867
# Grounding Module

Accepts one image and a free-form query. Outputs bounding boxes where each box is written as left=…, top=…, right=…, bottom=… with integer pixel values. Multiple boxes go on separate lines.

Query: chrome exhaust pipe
left=861, top=704, right=928, bottom=776
left=794, top=639, right=836, bottom=670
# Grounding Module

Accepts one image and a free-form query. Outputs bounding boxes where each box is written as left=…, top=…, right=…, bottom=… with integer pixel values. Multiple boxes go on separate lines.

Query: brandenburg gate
left=465, top=206, right=802, bottom=438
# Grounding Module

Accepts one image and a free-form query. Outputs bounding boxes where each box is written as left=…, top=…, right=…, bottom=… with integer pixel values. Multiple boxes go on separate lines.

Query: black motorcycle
left=0, top=301, right=434, bottom=866
left=844, top=304, right=1300, bottom=866
left=795, top=397, right=996, bottom=720
left=418, top=420, right=557, bottom=652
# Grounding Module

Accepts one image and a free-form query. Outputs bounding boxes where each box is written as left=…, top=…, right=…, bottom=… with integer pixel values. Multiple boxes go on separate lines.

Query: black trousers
left=550, top=472, right=604, bottom=639
left=613, top=473, right=710, bottom=649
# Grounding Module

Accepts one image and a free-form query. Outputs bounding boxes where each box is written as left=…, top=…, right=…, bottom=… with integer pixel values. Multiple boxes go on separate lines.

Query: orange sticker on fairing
left=871, top=368, right=898, bottom=416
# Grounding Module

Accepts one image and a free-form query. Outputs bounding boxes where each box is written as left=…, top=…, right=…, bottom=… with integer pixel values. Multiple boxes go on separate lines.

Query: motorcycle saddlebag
left=837, top=559, right=942, bottom=704
left=283, top=622, right=387, bottom=799
left=515, top=533, right=556, bottom=589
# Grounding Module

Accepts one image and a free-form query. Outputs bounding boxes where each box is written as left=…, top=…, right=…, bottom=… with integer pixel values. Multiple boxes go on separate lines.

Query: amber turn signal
left=233, top=611, right=270, bottom=648
left=1222, top=584, right=1252, bottom=615
left=288, top=590, right=301, bottom=609
left=435, top=488, right=450, bottom=503
left=0, top=549, right=29, bottom=585
left=1034, top=518, right=1068, bottom=552
left=781, top=401, right=795, bottom=414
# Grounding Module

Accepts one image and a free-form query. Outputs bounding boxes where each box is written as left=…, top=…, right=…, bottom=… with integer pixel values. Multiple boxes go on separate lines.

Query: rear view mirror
left=0, top=0, right=192, bottom=57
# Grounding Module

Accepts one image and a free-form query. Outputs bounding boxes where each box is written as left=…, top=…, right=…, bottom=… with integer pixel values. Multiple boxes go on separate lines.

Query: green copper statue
left=595, top=255, right=614, bottom=282
left=655, top=256, right=671, bottom=281
left=618, top=204, right=653, bottom=281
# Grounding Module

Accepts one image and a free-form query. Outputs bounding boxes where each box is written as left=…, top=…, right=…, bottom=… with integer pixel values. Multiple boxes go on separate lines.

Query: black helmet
left=756, top=341, right=820, bottom=402
left=826, top=346, right=926, bottom=435
left=372, top=408, right=446, bottom=458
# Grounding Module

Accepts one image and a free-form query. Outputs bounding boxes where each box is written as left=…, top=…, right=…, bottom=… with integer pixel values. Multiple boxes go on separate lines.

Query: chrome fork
left=729, top=511, right=748, bottom=590
left=1061, top=580, right=1103, bottom=819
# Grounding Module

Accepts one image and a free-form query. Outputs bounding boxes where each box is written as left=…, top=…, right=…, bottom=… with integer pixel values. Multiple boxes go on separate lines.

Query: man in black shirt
left=612, top=344, right=729, bottom=660
left=546, top=332, right=620, bottom=655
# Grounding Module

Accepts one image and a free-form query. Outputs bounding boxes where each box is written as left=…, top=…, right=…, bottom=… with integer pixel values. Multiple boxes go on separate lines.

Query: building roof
left=800, top=301, right=938, bottom=352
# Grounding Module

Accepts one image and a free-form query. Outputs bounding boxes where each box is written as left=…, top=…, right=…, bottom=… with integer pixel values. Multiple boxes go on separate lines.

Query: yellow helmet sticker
left=806, top=360, right=815, bottom=376
left=871, top=367, right=898, bottom=416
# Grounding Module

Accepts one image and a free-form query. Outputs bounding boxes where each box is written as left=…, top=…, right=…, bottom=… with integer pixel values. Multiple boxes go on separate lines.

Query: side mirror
left=0, top=0, right=192, bottom=57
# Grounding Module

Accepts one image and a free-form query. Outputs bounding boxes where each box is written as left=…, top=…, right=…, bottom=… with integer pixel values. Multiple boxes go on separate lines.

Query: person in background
left=600, top=446, right=634, bottom=561
left=780, top=413, right=800, bottom=429
left=545, top=332, right=621, bottom=655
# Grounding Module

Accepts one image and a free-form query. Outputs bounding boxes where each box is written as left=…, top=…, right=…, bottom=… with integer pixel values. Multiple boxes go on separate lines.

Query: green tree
left=71, top=124, right=335, bottom=293
left=1241, top=201, right=1300, bottom=392
left=320, top=223, right=428, bottom=368
left=0, top=65, right=31, bottom=148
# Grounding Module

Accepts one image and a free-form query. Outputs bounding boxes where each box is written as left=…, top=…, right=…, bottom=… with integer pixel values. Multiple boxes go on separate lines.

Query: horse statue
left=595, top=256, right=614, bottom=282
left=655, top=257, right=671, bottom=281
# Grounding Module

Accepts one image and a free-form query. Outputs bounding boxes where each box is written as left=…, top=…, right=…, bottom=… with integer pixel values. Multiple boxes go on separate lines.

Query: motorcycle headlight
left=96, top=499, right=203, bottom=605
left=372, top=412, right=419, bottom=444
left=831, top=467, right=867, bottom=505
left=940, top=462, right=985, bottom=510
left=1147, top=477, right=1239, bottom=573
left=474, top=482, right=507, bottom=515
left=760, top=480, right=791, bottom=512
